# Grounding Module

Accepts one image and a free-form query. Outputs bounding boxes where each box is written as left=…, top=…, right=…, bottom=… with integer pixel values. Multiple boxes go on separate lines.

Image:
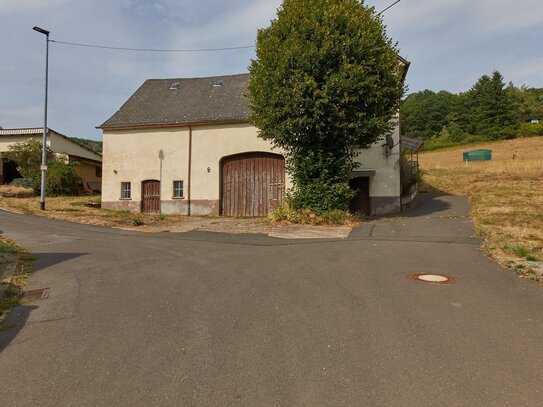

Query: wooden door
left=142, top=180, right=160, bottom=213
left=221, top=152, right=285, bottom=217
left=349, top=176, right=371, bottom=216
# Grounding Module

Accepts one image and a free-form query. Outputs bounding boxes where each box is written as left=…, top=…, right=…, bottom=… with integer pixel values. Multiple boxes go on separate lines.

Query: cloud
left=504, top=58, right=543, bottom=87
left=1, top=0, right=542, bottom=140
left=0, top=0, right=71, bottom=15
left=471, top=0, right=543, bottom=32
left=373, top=0, right=470, bottom=32
left=1, top=107, right=43, bottom=123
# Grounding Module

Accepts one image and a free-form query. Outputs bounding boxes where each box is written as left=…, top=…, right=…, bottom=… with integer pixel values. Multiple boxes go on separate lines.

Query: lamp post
left=33, top=25, right=50, bottom=211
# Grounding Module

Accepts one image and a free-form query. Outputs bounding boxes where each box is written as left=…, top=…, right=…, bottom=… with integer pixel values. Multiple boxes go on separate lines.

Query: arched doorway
left=220, top=152, right=285, bottom=217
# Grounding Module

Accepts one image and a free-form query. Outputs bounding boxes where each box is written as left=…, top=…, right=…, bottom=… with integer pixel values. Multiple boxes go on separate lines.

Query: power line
left=377, top=0, right=402, bottom=15
left=49, top=40, right=255, bottom=53
left=48, top=2, right=402, bottom=53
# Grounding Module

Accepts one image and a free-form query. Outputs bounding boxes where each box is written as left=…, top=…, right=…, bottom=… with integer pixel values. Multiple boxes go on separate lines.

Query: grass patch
left=268, top=202, right=354, bottom=225
left=420, top=137, right=543, bottom=269
left=0, top=237, right=24, bottom=254
left=0, top=185, right=35, bottom=198
left=0, top=195, right=188, bottom=230
left=0, top=237, right=33, bottom=330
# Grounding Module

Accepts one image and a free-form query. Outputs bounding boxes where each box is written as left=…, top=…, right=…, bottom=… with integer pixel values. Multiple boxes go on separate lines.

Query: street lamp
left=33, top=25, right=50, bottom=211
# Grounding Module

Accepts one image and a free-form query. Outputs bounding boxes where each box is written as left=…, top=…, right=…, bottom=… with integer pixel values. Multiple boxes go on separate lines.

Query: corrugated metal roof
left=0, top=128, right=43, bottom=136
left=401, top=136, right=424, bottom=152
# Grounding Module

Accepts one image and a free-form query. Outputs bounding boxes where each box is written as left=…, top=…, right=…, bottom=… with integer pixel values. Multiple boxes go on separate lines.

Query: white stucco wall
left=102, top=127, right=190, bottom=209
left=0, top=135, right=51, bottom=153
left=102, top=120, right=401, bottom=215
left=50, top=133, right=102, bottom=162
left=353, top=118, right=401, bottom=197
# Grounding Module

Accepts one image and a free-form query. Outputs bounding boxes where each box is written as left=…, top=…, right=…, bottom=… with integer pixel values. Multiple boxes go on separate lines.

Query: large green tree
left=401, top=90, right=454, bottom=139
left=249, top=0, right=405, bottom=213
left=465, top=71, right=520, bottom=139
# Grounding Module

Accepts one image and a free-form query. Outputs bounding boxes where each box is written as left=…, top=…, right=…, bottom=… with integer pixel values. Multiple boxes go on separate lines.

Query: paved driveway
left=1, top=195, right=542, bottom=406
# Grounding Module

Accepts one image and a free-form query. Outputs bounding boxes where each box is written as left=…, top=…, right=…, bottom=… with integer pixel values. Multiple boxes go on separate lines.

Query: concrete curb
left=268, top=224, right=352, bottom=240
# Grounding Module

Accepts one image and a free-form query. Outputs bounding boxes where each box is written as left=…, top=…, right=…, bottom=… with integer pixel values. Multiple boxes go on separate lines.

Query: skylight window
left=170, top=82, right=180, bottom=90
left=213, top=80, right=223, bottom=87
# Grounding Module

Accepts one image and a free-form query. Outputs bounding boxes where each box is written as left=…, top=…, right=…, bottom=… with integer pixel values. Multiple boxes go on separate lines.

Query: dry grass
left=0, top=237, right=33, bottom=329
left=419, top=137, right=543, bottom=277
left=0, top=185, right=34, bottom=198
left=0, top=195, right=189, bottom=230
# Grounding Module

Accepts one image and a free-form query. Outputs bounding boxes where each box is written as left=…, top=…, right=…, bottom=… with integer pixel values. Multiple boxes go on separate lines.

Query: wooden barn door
left=221, top=152, right=285, bottom=217
left=142, top=180, right=161, bottom=213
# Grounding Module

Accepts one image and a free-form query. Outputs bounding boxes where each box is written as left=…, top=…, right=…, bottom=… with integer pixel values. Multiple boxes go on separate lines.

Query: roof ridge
left=146, top=73, right=250, bottom=82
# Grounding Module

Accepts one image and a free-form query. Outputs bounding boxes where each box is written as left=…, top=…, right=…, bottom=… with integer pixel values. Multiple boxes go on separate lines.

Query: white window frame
left=173, top=180, right=184, bottom=199
left=120, top=182, right=131, bottom=200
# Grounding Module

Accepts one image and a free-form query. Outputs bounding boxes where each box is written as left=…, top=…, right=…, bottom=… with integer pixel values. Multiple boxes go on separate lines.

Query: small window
left=96, top=166, right=102, bottom=178
left=121, top=182, right=131, bottom=199
left=173, top=180, right=184, bottom=198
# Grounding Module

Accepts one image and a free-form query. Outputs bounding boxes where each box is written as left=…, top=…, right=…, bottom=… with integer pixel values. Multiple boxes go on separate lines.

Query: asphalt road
left=1, top=195, right=542, bottom=406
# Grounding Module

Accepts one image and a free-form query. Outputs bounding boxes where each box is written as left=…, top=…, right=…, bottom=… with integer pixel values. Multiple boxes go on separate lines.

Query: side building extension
left=0, top=128, right=103, bottom=191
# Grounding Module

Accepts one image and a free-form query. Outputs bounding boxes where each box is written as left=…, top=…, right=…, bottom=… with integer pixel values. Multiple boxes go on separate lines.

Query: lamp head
left=33, top=26, right=50, bottom=36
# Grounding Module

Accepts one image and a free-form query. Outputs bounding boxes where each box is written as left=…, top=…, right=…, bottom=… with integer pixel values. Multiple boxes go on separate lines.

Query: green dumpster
left=463, top=149, right=492, bottom=162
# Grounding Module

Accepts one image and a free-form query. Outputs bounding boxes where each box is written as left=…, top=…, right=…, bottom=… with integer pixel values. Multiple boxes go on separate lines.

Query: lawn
left=419, top=136, right=543, bottom=279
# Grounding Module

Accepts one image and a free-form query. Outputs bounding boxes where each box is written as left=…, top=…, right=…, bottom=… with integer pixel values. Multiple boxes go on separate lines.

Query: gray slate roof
left=99, top=73, right=251, bottom=129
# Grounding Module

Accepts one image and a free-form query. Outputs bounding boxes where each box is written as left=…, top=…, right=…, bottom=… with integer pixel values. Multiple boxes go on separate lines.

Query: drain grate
left=408, top=273, right=456, bottom=285
left=23, top=288, right=50, bottom=300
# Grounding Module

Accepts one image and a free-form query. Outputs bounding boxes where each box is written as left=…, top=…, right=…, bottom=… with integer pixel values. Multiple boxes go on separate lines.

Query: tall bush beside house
left=249, top=0, right=404, bottom=214
left=45, top=159, right=80, bottom=196
left=6, top=139, right=81, bottom=196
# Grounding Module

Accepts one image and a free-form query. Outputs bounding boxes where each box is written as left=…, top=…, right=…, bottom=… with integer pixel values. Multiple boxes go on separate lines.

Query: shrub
left=517, top=122, right=543, bottom=137
left=43, top=160, right=81, bottom=196
left=269, top=200, right=351, bottom=225
left=289, top=181, right=355, bottom=215
left=6, top=140, right=82, bottom=196
left=132, top=217, right=144, bottom=227
left=11, top=178, right=34, bottom=189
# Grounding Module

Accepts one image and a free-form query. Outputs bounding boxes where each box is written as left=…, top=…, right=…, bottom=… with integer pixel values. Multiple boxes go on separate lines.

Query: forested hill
left=401, top=71, right=543, bottom=150
left=70, top=137, right=103, bottom=154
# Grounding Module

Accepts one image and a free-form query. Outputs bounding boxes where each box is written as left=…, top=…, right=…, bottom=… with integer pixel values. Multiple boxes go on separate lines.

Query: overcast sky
left=1, top=0, right=542, bottom=141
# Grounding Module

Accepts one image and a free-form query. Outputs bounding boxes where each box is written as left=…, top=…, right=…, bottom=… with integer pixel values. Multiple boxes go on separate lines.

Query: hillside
left=70, top=137, right=103, bottom=154
left=401, top=71, right=543, bottom=150
left=419, top=137, right=543, bottom=281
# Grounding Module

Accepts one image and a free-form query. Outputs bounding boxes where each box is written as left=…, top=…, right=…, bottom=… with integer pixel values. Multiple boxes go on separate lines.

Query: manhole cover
left=22, top=288, right=50, bottom=300
left=408, top=273, right=456, bottom=285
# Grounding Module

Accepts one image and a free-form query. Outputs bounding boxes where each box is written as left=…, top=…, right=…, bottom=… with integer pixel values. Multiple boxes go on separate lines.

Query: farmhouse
left=0, top=128, right=102, bottom=190
left=99, top=69, right=408, bottom=217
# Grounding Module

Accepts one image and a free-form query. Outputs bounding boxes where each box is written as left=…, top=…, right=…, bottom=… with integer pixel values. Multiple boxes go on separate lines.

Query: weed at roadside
left=0, top=238, right=33, bottom=329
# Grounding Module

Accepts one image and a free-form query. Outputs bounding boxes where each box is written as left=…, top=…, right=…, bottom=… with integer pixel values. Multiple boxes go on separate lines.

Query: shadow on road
left=400, top=193, right=454, bottom=217
left=0, top=304, right=39, bottom=353
left=31, top=252, right=88, bottom=273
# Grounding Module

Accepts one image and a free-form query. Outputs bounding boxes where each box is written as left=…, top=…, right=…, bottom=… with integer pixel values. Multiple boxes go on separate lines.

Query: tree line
left=401, top=71, right=543, bottom=150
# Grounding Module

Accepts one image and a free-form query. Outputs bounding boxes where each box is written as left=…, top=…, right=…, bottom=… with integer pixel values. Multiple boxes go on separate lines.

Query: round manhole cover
left=408, top=273, right=457, bottom=285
